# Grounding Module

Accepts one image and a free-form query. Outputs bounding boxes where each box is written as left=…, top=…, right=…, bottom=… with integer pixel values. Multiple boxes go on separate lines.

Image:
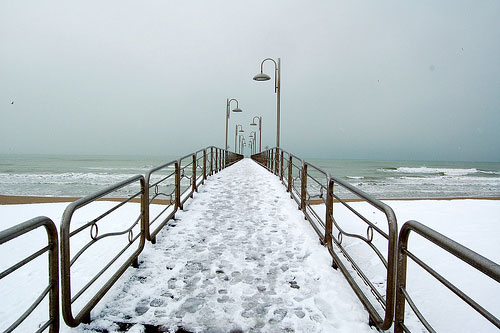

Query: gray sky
left=1, top=1, right=499, bottom=161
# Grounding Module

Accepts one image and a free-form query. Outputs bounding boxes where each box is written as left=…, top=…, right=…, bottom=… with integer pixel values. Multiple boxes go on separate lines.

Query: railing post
left=192, top=154, right=197, bottom=194
left=325, top=178, right=334, bottom=251
left=203, top=149, right=207, bottom=181
left=216, top=149, right=219, bottom=173
left=271, top=149, right=275, bottom=174
left=175, top=161, right=181, bottom=210
left=269, top=150, right=272, bottom=171
left=288, top=154, right=292, bottom=193
left=210, top=147, right=214, bottom=176
left=219, top=149, right=222, bottom=171
left=395, top=226, right=410, bottom=333
left=280, top=150, right=284, bottom=182
left=301, top=163, right=308, bottom=213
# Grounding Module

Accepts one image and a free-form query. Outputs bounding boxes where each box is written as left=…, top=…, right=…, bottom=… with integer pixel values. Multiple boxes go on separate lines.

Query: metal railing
left=59, top=146, right=240, bottom=327
left=144, top=159, right=179, bottom=243
left=60, top=175, right=146, bottom=327
left=144, top=147, right=240, bottom=243
left=252, top=148, right=500, bottom=332
left=0, top=216, right=59, bottom=333
left=2, top=145, right=499, bottom=332
left=395, top=220, right=500, bottom=332
left=252, top=147, right=398, bottom=330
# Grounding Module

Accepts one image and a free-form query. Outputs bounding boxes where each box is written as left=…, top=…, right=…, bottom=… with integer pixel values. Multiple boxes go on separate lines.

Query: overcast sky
left=1, top=1, right=499, bottom=161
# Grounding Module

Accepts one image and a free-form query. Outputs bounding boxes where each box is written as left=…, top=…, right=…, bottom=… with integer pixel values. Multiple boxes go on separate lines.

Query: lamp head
left=250, top=122, right=257, bottom=126
left=253, top=72, right=271, bottom=81
left=232, top=107, right=242, bottom=113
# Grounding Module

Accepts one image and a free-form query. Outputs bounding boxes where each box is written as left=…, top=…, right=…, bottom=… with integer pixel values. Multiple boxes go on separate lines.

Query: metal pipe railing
left=60, top=175, right=146, bottom=327
left=395, top=220, right=500, bottom=332
left=178, top=153, right=196, bottom=209
left=144, top=159, right=178, bottom=244
left=252, top=147, right=398, bottom=330
left=2, top=146, right=241, bottom=330
left=0, top=216, right=59, bottom=333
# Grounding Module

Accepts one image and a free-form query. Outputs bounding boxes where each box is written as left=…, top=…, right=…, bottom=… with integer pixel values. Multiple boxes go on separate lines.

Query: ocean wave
left=378, top=167, right=484, bottom=176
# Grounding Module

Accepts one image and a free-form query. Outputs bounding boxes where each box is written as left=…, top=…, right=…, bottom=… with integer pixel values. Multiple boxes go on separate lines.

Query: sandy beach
left=1, top=194, right=498, bottom=205
left=0, top=195, right=173, bottom=205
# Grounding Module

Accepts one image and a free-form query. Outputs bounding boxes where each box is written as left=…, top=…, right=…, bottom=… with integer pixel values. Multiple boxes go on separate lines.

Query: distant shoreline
left=1, top=194, right=498, bottom=205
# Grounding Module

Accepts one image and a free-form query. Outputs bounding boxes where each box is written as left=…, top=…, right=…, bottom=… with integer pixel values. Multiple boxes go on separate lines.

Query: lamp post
left=253, top=58, right=281, bottom=148
left=235, top=125, right=244, bottom=154
left=238, top=135, right=246, bottom=154
left=226, top=99, right=242, bottom=152
left=250, top=132, right=257, bottom=155
left=250, top=116, right=262, bottom=153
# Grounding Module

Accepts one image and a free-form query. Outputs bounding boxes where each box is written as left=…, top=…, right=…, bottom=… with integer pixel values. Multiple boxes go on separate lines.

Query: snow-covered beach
left=1, top=159, right=499, bottom=332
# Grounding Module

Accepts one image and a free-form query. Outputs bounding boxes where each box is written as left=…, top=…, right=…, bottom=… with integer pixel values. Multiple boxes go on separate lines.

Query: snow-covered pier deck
left=85, top=158, right=374, bottom=332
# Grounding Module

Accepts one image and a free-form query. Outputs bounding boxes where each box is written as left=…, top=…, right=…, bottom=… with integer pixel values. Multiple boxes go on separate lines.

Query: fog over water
left=1, top=1, right=499, bottom=162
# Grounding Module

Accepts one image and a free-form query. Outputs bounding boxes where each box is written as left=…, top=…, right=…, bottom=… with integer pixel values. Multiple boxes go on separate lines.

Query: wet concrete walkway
left=86, top=159, right=374, bottom=333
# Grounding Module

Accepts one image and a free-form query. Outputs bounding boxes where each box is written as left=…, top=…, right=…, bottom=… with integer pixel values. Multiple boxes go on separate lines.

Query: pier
left=87, top=158, right=372, bottom=332
left=1, top=147, right=499, bottom=332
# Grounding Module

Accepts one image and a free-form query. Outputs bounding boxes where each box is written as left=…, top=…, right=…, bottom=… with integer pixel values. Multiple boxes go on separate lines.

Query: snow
left=0, top=158, right=499, bottom=332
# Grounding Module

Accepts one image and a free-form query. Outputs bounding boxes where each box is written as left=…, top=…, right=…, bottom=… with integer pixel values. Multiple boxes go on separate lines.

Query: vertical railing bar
left=325, top=177, right=334, bottom=250
left=301, top=162, right=308, bottom=213
left=192, top=154, right=197, bottom=194
left=203, top=149, right=207, bottom=181
left=175, top=161, right=181, bottom=210
left=280, top=149, right=284, bottom=182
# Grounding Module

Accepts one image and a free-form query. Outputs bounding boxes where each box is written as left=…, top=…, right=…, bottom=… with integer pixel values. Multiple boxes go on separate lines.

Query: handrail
left=395, top=220, right=500, bottom=332
left=60, top=175, right=146, bottom=327
left=1, top=146, right=241, bottom=330
left=0, top=216, right=59, bottom=333
left=252, top=147, right=398, bottom=330
left=178, top=153, right=196, bottom=209
left=144, top=159, right=179, bottom=243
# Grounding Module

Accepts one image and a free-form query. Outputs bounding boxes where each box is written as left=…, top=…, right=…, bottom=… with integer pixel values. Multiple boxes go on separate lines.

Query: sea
left=0, top=154, right=499, bottom=199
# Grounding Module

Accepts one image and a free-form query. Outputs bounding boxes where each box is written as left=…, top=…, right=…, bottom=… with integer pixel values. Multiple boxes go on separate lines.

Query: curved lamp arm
left=256, top=58, right=278, bottom=93
left=226, top=98, right=241, bottom=119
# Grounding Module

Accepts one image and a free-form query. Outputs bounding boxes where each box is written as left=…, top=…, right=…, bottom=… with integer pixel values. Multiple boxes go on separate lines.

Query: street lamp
left=226, top=99, right=242, bottom=152
left=250, top=116, right=262, bottom=153
left=253, top=58, right=281, bottom=148
left=238, top=135, right=246, bottom=154
left=235, top=125, right=244, bottom=154
left=249, top=132, right=256, bottom=155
